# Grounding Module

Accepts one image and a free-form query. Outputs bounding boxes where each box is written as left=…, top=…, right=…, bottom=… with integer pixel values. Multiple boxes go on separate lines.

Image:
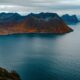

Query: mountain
left=0, top=12, right=25, bottom=23
left=27, top=12, right=61, bottom=20
left=0, top=12, right=73, bottom=35
left=61, top=14, right=79, bottom=24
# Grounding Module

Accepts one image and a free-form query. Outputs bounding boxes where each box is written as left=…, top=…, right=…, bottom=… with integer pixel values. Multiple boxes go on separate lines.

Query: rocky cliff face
left=0, top=67, right=21, bottom=80
left=0, top=13, right=73, bottom=35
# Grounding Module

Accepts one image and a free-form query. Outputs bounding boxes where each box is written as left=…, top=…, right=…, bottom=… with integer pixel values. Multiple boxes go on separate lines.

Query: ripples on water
left=0, top=24, right=80, bottom=80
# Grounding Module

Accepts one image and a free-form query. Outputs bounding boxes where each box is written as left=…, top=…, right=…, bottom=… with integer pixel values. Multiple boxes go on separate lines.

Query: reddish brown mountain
left=0, top=13, right=73, bottom=35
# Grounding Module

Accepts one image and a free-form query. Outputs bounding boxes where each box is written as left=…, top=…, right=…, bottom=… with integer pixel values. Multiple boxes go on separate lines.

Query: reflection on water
left=0, top=24, right=80, bottom=80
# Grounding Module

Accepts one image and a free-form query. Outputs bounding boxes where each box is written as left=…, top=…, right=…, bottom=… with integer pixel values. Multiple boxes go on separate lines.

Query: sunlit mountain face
left=0, top=12, right=73, bottom=34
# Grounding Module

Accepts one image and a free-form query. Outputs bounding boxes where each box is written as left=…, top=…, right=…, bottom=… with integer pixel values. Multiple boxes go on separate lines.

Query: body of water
left=0, top=23, right=80, bottom=80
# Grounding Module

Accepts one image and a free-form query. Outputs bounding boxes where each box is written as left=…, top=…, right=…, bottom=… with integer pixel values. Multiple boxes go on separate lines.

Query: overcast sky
left=0, top=0, right=80, bottom=15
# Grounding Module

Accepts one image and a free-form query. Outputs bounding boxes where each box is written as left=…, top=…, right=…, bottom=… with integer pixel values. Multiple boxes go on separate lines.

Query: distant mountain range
left=61, top=14, right=79, bottom=25
left=0, top=12, right=73, bottom=35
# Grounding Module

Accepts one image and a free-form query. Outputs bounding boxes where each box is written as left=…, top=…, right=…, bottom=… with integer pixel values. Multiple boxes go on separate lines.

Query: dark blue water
left=0, top=24, right=80, bottom=80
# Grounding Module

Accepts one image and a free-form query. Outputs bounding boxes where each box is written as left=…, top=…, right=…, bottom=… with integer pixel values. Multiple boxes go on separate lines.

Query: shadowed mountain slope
left=61, top=14, right=79, bottom=25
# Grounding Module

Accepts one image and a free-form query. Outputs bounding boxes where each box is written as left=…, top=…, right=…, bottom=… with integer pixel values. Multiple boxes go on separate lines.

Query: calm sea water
left=0, top=23, right=80, bottom=80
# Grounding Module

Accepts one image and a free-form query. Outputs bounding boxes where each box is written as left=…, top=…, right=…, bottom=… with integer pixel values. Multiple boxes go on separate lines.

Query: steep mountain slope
left=0, top=13, right=73, bottom=35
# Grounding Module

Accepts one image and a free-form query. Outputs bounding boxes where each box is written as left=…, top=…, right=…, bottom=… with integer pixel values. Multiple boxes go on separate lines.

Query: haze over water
left=0, top=23, right=79, bottom=80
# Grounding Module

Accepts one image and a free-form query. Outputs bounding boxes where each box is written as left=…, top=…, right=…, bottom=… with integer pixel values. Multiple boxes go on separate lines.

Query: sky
left=0, top=0, right=80, bottom=15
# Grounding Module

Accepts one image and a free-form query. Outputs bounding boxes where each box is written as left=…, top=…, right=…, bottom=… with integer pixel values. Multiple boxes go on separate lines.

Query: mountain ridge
left=0, top=12, right=73, bottom=35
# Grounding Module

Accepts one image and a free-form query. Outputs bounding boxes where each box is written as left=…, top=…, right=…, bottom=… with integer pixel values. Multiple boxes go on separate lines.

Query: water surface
left=0, top=24, right=80, bottom=80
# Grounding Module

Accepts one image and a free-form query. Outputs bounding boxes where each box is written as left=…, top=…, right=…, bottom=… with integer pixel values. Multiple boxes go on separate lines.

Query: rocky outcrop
left=0, top=67, right=21, bottom=80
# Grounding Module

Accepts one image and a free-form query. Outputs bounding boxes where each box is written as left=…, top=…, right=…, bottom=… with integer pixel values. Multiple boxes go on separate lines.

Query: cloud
left=60, top=0, right=80, bottom=5
left=0, top=0, right=80, bottom=15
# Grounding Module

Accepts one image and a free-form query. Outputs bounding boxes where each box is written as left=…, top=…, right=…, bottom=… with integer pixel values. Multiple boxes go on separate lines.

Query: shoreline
left=0, top=31, right=73, bottom=36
